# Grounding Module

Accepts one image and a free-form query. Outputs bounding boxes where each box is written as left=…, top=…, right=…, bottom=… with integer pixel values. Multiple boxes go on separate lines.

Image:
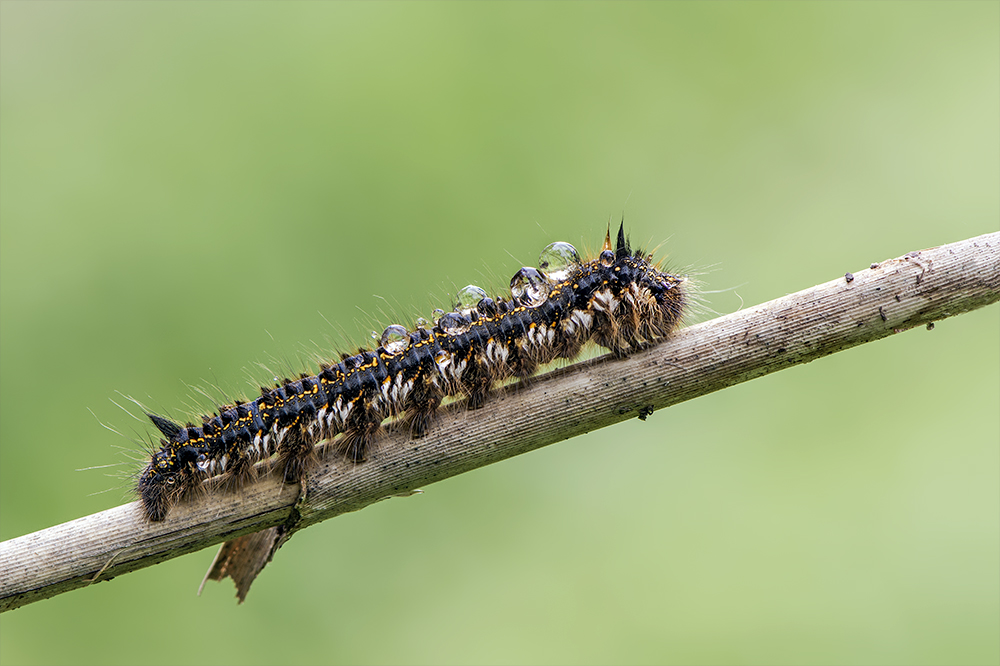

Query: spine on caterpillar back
left=137, top=223, right=686, bottom=521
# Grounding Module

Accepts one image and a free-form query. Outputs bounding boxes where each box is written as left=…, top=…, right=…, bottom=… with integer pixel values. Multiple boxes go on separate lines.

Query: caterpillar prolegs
left=137, top=223, right=686, bottom=521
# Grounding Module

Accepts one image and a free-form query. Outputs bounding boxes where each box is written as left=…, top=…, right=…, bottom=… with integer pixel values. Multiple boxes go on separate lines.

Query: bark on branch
left=2, top=231, right=998, bottom=612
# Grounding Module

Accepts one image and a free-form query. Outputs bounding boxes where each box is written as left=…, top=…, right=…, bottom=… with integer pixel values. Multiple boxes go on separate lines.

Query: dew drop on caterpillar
left=136, top=222, right=687, bottom=522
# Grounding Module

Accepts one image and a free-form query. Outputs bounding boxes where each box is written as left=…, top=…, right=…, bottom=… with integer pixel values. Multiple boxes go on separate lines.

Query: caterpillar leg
left=339, top=401, right=383, bottom=462
left=403, top=383, right=443, bottom=438
left=277, top=425, right=318, bottom=484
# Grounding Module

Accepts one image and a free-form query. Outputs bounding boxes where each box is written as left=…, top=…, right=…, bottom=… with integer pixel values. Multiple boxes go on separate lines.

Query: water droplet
left=370, top=331, right=379, bottom=342
left=510, top=267, right=550, bottom=307
left=380, top=324, right=409, bottom=354
left=454, top=285, right=487, bottom=311
left=414, top=317, right=430, bottom=329
left=438, top=312, right=471, bottom=335
left=599, top=249, right=615, bottom=267
left=538, top=242, right=581, bottom=281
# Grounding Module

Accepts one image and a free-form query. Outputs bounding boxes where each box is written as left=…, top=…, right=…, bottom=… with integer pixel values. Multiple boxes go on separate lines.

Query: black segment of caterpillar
left=137, top=223, right=686, bottom=521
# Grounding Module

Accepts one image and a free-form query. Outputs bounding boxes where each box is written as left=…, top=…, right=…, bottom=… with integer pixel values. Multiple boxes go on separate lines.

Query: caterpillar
left=137, top=223, right=686, bottom=522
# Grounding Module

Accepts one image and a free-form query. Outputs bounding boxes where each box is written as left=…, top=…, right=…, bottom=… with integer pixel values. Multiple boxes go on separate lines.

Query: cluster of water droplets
left=375, top=241, right=584, bottom=354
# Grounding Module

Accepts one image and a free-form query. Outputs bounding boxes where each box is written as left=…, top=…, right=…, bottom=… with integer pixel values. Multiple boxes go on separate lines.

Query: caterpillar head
left=138, top=450, right=185, bottom=521
left=138, top=423, right=207, bottom=521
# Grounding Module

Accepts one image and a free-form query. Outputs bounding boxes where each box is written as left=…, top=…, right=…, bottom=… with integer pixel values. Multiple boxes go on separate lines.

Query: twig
left=1, top=231, right=997, bottom=612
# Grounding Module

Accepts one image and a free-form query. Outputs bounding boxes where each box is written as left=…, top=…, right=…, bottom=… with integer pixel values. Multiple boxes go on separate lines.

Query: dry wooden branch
left=2, top=231, right=997, bottom=612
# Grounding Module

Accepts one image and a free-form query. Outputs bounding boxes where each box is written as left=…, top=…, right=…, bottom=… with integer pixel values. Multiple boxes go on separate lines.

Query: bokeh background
left=1, top=3, right=997, bottom=665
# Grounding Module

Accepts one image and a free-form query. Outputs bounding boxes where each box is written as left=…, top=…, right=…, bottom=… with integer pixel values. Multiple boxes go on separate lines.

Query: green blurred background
left=1, top=3, right=997, bottom=665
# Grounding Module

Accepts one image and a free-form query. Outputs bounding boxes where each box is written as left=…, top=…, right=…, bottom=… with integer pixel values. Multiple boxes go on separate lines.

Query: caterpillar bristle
left=148, top=413, right=183, bottom=440
left=135, top=226, right=687, bottom=521
left=615, top=221, right=629, bottom=258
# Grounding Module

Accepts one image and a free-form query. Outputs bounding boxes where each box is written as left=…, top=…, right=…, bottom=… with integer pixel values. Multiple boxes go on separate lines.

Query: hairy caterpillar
left=138, top=223, right=686, bottom=521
